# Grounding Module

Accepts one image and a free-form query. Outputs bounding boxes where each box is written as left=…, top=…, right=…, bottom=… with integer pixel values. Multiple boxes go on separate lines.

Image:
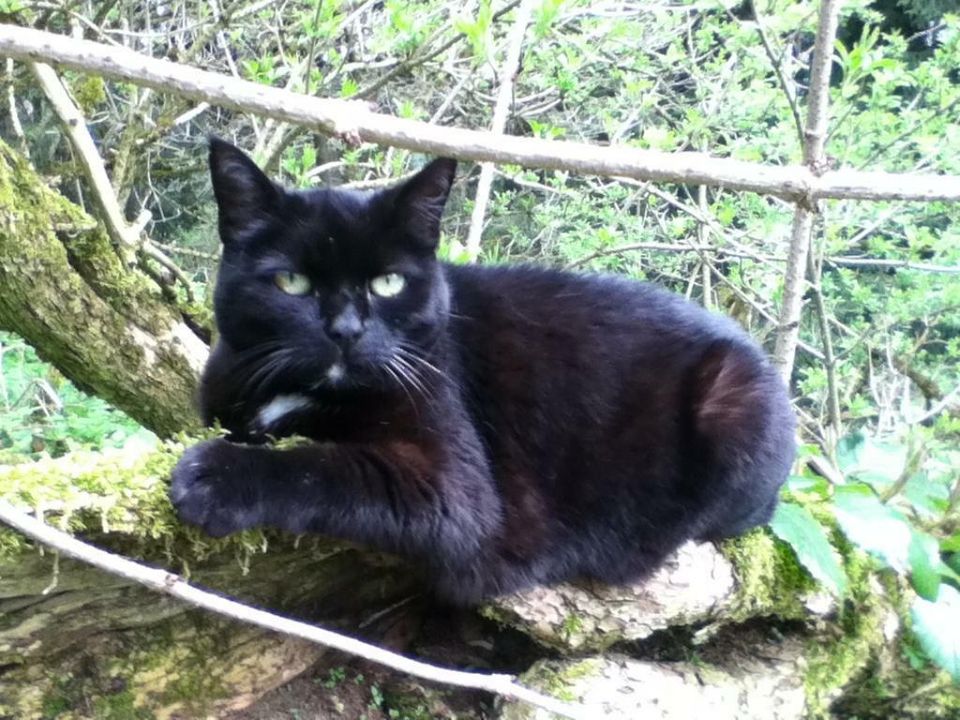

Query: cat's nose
left=326, top=306, right=364, bottom=345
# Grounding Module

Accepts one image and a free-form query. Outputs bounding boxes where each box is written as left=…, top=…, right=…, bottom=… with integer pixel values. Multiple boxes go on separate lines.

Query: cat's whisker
left=388, top=354, right=433, bottom=402
left=395, top=344, right=444, bottom=377
left=386, top=357, right=420, bottom=398
left=243, top=349, right=296, bottom=398
left=391, top=353, right=430, bottom=393
left=382, top=361, right=419, bottom=412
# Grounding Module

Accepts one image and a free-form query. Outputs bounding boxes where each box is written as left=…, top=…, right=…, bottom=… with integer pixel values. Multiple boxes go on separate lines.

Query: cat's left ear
left=392, top=158, right=457, bottom=250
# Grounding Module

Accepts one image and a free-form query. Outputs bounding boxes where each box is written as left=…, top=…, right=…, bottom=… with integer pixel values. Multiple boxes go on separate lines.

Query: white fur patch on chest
left=256, top=394, right=312, bottom=429
left=327, top=362, right=345, bottom=383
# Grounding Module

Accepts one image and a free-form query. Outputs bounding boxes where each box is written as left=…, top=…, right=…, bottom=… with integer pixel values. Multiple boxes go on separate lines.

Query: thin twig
left=825, top=257, right=960, bottom=274
left=0, top=501, right=589, bottom=720
left=910, top=385, right=960, bottom=426
left=735, top=3, right=804, bottom=144
left=465, top=0, right=537, bottom=260
left=564, top=241, right=959, bottom=276
left=4, top=58, right=28, bottom=157
left=807, top=240, right=841, bottom=456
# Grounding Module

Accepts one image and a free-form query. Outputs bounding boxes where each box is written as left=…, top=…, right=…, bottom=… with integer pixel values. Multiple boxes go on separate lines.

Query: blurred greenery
left=0, top=333, right=149, bottom=461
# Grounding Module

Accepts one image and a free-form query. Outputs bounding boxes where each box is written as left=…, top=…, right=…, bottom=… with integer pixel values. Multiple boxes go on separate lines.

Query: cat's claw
left=169, top=439, right=265, bottom=537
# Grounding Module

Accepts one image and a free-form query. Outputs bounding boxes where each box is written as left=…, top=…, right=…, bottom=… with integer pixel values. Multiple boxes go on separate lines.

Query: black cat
left=169, top=139, right=795, bottom=604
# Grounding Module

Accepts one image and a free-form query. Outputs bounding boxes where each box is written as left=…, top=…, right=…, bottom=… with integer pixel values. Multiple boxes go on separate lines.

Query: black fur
left=169, top=139, right=796, bottom=604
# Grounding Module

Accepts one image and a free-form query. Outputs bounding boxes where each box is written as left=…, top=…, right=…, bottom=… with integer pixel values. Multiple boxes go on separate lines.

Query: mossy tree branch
left=0, top=138, right=206, bottom=436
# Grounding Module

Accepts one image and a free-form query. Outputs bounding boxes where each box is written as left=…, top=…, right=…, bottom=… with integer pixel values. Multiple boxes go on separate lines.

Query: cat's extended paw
left=169, top=438, right=265, bottom=537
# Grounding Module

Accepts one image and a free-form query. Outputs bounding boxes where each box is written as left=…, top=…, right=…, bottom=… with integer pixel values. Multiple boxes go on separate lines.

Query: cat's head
left=208, top=138, right=456, bottom=397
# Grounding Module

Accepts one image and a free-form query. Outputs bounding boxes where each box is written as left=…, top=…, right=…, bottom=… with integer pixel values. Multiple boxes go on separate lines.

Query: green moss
left=0, top=439, right=268, bottom=568
left=722, top=529, right=816, bottom=620
left=560, top=613, right=584, bottom=642
left=802, top=569, right=887, bottom=717
left=38, top=674, right=78, bottom=720
left=92, top=690, right=153, bottom=720
left=0, top=139, right=202, bottom=437
left=109, top=618, right=224, bottom=714
left=523, top=658, right=601, bottom=703
left=28, top=614, right=231, bottom=719
left=39, top=689, right=71, bottom=719
left=822, top=554, right=960, bottom=719
left=180, top=300, right=215, bottom=339
left=62, top=222, right=165, bottom=331
left=723, top=529, right=898, bottom=716
left=67, top=75, right=107, bottom=115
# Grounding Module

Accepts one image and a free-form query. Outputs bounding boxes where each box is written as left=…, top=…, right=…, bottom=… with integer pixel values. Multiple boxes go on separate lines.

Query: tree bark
left=483, top=539, right=828, bottom=652
left=498, top=650, right=808, bottom=720
left=771, top=0, right=843, bottom=382
left=0, top=138, right=206, bottom=437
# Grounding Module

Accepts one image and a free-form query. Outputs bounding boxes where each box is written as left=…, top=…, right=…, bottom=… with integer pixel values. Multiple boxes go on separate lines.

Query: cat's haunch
left=169, top=138, right=795, bottom=604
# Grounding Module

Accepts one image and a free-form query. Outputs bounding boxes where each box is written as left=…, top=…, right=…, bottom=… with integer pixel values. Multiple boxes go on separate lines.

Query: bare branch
left=28, top=60, right=146, bottom=256
left=807, top=245, right=842, bottom=454
left=565, top=241, right=960, bottom=276
left=771, top=0, right=843, bottom=382
left=465, top=0, right=537, bottom=260
left=825, top=257, right=960, bottom=274
left=4, top=58, right=27, bottom=156
left=0, top=500, right=589, bottom=720
left=3, top=25, right=960, bottom=202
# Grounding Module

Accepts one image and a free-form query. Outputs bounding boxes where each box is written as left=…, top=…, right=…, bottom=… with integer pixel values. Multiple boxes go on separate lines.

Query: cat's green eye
left=370, top=273, right=406, bottom=298
left=274, top=272, right=312, bottom=296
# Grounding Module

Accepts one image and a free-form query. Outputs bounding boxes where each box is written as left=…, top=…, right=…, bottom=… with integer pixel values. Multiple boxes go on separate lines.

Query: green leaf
left=908, top=530, right=942, bottom=601
left=340, top=78, right=358, bottom=98
left=941, top=534, right=960, bottom=553
left=769, top=501, right=847, bottom=596
left=904, top=470, right=950, bottom=520
left=786, top=474, right=829, bottom=497
left=833, top=484, right=913, bottom=572
left=902, top=642, right=928, bottom=672
left=835, top=432, right=907, bottom=490
left=911, top=584, right=960, bottom=683
left=940, top=559, right=960, bottom=585
left=836, top=433, right=866, bottom=472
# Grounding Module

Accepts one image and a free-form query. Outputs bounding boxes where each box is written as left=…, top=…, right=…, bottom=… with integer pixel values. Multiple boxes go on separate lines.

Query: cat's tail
left=689, top=338, right=795, bottom=537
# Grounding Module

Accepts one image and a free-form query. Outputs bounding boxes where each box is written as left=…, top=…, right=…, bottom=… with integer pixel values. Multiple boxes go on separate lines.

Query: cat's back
left=443, top=261, right=794, bottom=557
left=444, top=261, right=752, bottom=362
left=443, top=261, right=793, bottom=489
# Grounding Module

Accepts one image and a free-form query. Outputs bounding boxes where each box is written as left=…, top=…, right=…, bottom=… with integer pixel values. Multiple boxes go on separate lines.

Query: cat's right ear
left=208, top=137, right=281, bottom=243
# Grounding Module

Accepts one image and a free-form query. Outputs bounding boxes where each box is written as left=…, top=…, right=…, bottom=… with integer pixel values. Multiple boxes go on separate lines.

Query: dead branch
left=464, top=0, right=537, bottom=260
left=28, top=60, right=147, bottom=255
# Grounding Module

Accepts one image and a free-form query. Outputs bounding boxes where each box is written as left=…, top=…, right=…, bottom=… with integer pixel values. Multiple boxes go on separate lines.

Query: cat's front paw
left=169, top=438, right=265, bottom=537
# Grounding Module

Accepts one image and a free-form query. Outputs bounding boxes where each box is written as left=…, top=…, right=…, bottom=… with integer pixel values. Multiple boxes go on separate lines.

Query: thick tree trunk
left=0, top=139, right=206, bottom=437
